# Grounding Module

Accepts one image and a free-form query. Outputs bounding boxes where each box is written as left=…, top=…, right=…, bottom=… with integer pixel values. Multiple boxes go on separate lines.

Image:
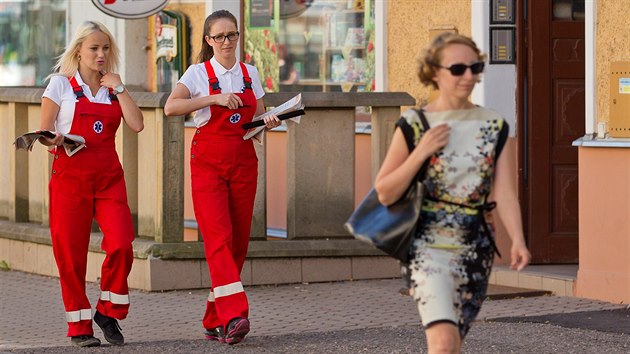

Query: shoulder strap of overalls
left=68, top=76, right=87, bottom=101
left=204, top=60, right=221, bottom=94
left=239, top=62, right=253, bottom=90
left=67, top=76, right=117, bottom=101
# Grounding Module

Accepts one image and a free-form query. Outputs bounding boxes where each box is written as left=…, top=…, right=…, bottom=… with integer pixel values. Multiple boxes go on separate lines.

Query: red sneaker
left=224, top=318, right=250, bottom=345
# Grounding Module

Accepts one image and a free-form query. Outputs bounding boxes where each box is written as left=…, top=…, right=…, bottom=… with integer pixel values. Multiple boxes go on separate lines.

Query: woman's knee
left=426, top=322, right=461, bottom=353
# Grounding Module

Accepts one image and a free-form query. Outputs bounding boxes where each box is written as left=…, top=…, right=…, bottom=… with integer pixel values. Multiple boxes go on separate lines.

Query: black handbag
left=344, top=110, right=431, bottom=263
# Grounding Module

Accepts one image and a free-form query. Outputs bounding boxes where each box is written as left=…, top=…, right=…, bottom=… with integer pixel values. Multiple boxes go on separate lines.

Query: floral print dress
left=397, top=107, right=509, bottom=338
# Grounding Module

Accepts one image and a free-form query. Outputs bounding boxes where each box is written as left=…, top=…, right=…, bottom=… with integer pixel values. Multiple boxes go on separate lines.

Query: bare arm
left=255, top=98, right=281, bottom=129
left=38, top=97, right=64, bottom=146
left=255, top=98, right=266, bottom=117
left=164, top=83, right=244, bottom=117
left=374, top=124, right=450, bottom=205
left=492, top=145, right=531, bottom=270
left=100, top=72, right=143, bottom=133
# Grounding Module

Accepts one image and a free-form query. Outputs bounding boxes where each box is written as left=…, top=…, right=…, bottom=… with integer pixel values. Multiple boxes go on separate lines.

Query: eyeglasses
left=208, top=31, right=240, bottom=43
left=434, top=61, right=485, bottom=76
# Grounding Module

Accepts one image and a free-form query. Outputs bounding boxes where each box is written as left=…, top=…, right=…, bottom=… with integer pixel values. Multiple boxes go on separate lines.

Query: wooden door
left=522, top=0, right=585, bottom=262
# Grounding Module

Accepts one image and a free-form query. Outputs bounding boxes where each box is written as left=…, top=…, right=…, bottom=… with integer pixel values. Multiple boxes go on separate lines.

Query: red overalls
left=49, top=77, right=135, bottom=337
left=192, top=61, right=258, bottom=330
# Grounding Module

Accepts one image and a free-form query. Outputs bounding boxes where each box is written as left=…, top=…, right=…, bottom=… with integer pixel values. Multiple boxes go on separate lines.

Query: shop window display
left=0, top=0, right=66, bottom=86
left=244, top=0, right=375, bottom=93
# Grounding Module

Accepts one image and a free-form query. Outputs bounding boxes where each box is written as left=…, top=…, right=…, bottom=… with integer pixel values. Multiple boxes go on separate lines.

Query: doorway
left=519, top=0, right=585, bottom=263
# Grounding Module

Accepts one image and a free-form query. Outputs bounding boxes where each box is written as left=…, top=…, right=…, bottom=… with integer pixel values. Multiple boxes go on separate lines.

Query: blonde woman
left=39, top=21, right=143, bottom=347
left=374, top=33, right=530, bottom=353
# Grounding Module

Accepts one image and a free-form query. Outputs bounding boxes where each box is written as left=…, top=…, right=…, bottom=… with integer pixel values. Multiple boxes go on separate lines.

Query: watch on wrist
left=113, top=84, right=125, bottom=95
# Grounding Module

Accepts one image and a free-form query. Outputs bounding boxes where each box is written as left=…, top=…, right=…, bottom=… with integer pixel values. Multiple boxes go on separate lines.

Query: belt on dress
left=424, top=196, right=502, bottom=258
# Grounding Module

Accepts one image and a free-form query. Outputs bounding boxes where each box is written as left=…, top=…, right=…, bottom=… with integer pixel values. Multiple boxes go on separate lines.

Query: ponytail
left=197, top=37, right=214, bottom=63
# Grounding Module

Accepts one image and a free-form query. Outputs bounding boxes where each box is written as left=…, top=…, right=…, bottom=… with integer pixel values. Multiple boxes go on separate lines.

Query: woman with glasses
left=38, top=21, right=143, bottom=347
left=374, top=32, right=530, bottom=352
left=164, top=9, right=280, bottom=345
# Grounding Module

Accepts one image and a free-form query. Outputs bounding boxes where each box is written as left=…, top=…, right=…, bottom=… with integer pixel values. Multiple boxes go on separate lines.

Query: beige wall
left=387, top=0, right=471, bottom=107
left=596, top=1, right=630, bottom=124
left=576, top=148, right=630, bottom=303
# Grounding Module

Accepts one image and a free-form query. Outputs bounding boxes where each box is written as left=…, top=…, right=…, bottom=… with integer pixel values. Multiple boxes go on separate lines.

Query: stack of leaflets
left=14, top=130, right=86, bottom=157
left=242, top=93, right=305, bottom=141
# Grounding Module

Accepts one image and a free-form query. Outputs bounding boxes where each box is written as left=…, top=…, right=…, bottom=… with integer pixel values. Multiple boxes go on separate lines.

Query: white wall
left=67, top=0, right=147, bottom=89
left=374, top=0, right=387, bottom=92
left=585, top=0, right=596, bottom=135
left=470, top=0, right=518, bottom=137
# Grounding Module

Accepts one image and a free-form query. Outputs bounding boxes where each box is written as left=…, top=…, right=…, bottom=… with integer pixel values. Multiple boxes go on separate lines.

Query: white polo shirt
left=42, top=72, right=115, bottom=135
left=178, top=57, right=265, bottom=128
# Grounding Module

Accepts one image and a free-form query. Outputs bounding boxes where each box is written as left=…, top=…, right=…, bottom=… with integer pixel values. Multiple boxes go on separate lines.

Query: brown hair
left=417, top=32, right=486, bottom=89
left=196, top=10, right=238, bottom=63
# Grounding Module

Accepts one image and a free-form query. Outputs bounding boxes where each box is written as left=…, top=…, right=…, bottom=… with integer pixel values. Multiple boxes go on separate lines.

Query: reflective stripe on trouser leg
left=94, top=169, right=135, bottom=320
left=66, top=309, right=93, bottom=322
left=100, top=291, right=130, bottom=304
left=213, top=282, right=245, bottom=298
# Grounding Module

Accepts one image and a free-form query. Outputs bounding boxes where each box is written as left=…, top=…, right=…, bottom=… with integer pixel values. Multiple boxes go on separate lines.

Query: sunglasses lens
left=471, top=62, right=485, bottom=74
left=449, top=64, right=467, bottom=76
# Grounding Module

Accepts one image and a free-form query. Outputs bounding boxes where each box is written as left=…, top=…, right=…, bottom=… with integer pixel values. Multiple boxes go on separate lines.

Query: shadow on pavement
left=491, top=308, right=630, bottom=334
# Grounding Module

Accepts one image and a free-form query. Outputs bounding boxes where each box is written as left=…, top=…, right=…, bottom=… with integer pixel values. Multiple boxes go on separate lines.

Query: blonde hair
left=417, top=32, right=486, bottom=89
left=48, top=21, right=119, bottom=79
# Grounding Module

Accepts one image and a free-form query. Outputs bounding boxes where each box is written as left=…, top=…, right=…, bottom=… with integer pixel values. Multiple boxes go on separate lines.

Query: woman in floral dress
left=374, top=32, right=531, bottom=353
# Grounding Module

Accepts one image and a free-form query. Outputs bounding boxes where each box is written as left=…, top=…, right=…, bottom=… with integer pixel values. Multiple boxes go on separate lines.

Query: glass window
left=552, top=0, right=585, bottom=21
left=0, top=0, right=66, bottom=86
left=244, top=0, right=375, bottom=93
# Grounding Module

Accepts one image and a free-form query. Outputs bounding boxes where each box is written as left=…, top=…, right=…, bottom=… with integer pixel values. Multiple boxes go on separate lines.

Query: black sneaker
left=204, top=326, right=225, bottom=342
left=70, top=335, right=101, bottom=347
left=94, top=310, right=124, bottom=346
left=224, top=317, right=250, bottom=345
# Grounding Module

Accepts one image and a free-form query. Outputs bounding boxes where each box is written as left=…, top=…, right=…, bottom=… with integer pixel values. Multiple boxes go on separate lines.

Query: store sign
left=91, top=0, right=169, bottom=19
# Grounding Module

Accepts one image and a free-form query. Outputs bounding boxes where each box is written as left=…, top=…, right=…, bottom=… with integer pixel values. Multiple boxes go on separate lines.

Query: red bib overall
left=49, top=77, right=135, bottom=337
left=192, top=61, right=258, bottom=330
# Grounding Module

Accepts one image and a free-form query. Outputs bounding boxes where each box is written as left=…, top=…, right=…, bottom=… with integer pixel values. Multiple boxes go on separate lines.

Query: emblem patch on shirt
left=229, top=113, right=241, bottom=124
left=93, top=121, right=104, bottom=133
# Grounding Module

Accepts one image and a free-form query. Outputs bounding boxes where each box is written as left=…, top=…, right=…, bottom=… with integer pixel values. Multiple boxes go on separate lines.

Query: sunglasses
left=435, top=61, right=485, bottom=76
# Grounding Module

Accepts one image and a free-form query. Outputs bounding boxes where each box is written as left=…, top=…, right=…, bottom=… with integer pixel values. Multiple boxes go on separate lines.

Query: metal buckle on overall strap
left=208, top=77, right=221, bottom=93
left=72, top=86, right=85, bottom=99
left=243, top=76, right=252, bottom=90
left=108, top=88, right=118, bottom=101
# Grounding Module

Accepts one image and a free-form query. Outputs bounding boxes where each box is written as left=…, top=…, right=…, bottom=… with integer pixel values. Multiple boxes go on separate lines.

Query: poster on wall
left=156, top=18, right=178, bottom=62
left=155, top=10, right=190, bottom=92
left=91, top=0, right=169, bottom=19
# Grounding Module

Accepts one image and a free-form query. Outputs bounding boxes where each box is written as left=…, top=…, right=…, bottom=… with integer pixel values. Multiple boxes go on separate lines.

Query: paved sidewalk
left=0, top=270, right=627, bottom=352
